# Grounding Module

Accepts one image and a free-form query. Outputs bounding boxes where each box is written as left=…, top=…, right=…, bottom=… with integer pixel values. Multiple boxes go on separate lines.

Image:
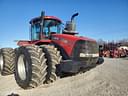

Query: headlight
left=80, top=53, right=99, bottom=57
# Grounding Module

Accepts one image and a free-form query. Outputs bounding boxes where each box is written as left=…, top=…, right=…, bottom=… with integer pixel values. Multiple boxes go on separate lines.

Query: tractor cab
left=29, top=11, right=79, bottom=41
left=30, top=15, right=62, bottom=40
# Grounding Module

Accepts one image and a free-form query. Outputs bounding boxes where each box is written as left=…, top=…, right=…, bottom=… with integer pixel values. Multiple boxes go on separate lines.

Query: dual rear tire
left=0, top=48, right=15, bottom=75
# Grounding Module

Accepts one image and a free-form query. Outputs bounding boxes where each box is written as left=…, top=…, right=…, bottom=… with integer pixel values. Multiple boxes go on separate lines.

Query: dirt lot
left=0, top=58, right=128, bottom=96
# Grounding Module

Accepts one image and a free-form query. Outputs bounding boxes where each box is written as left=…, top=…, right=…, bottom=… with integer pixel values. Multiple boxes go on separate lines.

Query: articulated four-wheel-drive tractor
left=0, top=11, right=104, bottom=89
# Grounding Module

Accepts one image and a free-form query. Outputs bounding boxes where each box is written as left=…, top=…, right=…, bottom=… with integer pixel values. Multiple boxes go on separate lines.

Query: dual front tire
left=14, top=45, right=47, bottom=89
left=14, top=45, right=62, bottom=89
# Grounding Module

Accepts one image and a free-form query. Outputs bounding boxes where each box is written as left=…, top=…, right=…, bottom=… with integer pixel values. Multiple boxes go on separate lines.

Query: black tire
left=41, top=45, right=62, bottom=84
left=14, top=45, right=47, bottom=89
left=0, top=48, right=15, bottom=75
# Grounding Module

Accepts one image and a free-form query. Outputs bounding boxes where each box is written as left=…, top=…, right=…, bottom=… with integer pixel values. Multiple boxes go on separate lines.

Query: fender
left=17, top=40, right=51, bottom=46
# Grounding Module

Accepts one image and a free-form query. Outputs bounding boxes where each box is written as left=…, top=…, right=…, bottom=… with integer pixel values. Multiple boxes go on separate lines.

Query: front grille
left=72, top=40, right=99, bottom=60
left=83, top=41, right=98, bottom=54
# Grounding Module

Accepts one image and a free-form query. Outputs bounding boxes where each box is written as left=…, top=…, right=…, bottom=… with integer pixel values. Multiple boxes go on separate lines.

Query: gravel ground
left=0, top=58, right=128, bottom=96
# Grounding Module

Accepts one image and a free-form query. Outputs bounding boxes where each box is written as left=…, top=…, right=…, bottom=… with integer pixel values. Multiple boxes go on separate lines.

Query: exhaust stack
left=63, top=12, right=79, bottom=35
left=71, top=13, right=79, bottom=22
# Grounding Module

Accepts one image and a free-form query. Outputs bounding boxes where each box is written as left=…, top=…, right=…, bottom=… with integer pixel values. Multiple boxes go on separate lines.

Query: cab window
left=31, top=23, right=40, bottom=40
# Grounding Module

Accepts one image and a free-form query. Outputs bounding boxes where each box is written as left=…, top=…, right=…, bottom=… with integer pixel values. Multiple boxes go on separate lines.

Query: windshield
left=43, top=19, right=61, bottom=36
left=31, top=19, right=62, bottom=40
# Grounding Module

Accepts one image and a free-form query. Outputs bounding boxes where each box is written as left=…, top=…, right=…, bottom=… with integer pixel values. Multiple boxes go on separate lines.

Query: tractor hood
left=51, top=34, right=98, bottom=58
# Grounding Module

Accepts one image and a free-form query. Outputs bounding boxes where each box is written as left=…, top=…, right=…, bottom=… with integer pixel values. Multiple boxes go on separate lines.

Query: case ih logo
left=52, top=36, right=73, bottom=45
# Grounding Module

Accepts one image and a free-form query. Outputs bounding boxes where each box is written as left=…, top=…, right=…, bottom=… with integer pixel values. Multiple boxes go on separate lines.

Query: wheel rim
left=17, top=55, right=27, bottom=80
left=0, top=54, right=4, bottom=73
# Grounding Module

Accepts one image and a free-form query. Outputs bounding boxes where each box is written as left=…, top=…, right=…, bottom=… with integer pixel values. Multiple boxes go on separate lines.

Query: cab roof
left=30, top=16, right=62, bottom=24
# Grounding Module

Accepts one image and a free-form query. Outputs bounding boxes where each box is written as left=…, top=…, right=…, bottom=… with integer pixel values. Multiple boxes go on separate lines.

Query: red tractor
left=0, top=11, right=104, bottom=89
